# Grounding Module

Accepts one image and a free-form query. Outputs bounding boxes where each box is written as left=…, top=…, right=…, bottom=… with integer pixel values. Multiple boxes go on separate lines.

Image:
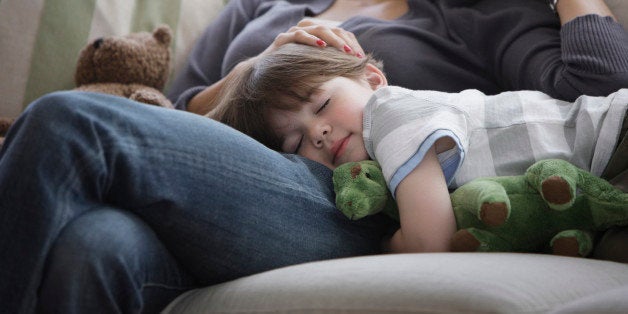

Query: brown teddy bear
left=0, top=117, right=15, bottom=147
left=0, top=25, right=174, bottom=147
left=74, top=24, right=174, bottom=108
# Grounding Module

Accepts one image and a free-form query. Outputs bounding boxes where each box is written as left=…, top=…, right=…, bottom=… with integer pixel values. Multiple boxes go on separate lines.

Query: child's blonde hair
left=209, top=43, right=383, bottom=151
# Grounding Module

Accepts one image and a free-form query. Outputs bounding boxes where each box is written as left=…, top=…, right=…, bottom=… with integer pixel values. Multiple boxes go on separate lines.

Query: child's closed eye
left=316, top=99, right=330, bottom=114
left=292, top=98, right=330, bottom=153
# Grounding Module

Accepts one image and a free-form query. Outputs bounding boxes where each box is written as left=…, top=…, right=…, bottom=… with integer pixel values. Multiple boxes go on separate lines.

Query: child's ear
left=364, top=63, right=387, bottom=90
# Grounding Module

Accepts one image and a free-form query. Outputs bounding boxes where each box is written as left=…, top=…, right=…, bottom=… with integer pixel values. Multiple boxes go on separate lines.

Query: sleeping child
left=208, top=43, right=628, bottom=254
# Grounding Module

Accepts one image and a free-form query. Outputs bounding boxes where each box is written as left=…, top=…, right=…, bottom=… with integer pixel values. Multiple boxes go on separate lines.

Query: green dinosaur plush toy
left=332, top=159, right=628, bottom=257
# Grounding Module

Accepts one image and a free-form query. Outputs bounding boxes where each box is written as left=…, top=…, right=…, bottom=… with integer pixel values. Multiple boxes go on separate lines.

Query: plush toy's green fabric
left=333, top=159, right=628, bottom=257
left=332, top=160, right=399, bottom=221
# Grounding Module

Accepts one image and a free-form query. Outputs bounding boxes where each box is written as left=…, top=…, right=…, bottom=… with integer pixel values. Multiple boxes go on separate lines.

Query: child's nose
left=311, top=125, right=330, bottom=148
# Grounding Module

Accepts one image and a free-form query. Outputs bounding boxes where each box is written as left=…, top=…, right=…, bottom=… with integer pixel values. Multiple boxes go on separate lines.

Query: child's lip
left=331, top=135, right=350, bottom=165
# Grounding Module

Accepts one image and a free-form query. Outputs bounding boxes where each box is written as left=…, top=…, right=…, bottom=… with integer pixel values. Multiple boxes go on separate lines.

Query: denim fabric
left=37, top=208, right=196, bottom=314
left=0, top=92, right=396, bottom=313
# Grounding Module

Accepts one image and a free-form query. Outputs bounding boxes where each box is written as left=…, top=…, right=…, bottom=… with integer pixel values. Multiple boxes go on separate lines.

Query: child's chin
left=338, top=153, right=369, bottom=166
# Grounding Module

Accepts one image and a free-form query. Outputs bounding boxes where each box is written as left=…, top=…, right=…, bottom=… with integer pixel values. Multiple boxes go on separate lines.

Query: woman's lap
left=0, top=91, right=395, bottom=312
left=38, top=208, right=197, bottom=313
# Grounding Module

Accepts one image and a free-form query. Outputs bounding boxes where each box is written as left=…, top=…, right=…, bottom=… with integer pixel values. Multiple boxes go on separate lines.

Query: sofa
left=2, top=1, right=628, bottom=313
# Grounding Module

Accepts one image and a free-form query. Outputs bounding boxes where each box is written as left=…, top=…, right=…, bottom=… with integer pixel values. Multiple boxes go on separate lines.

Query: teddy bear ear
left=153, top=25, right=172, bottom=46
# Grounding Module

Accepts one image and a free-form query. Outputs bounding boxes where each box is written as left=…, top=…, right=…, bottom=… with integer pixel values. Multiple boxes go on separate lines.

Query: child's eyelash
left=293, top=98, right=329, bottom=153
left=316, top=99, right=330, bottom=114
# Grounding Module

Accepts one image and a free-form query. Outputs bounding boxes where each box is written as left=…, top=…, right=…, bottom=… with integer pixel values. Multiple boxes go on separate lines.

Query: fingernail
left=316, top=39, right=327, bottom=47
left=343, top=45, right=352, bottom=53
left=356, top=52, right=363, bottom=58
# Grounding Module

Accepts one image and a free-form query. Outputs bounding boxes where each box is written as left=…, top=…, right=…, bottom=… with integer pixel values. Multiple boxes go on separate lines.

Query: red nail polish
left=316, top=39, right=326, bottom=47
left=343, top=45, right=352, bottom=53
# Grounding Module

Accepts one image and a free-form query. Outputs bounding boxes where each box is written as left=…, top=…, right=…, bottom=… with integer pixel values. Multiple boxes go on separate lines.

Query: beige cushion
left=163, top=253, right=628, bottom=313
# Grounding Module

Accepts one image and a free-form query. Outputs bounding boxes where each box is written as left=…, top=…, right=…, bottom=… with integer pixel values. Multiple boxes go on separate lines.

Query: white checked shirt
left=363, top=86, right=628, bottom=195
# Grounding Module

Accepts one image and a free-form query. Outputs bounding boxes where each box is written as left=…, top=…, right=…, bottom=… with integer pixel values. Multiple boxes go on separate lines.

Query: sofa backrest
left=0, top=0, right=227, bottom=118
left=0, top=0, right=626, bottom=118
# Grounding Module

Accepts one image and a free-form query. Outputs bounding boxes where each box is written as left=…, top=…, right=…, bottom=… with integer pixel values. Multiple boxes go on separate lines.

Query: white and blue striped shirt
left=363, top=86, right=628, bottom=196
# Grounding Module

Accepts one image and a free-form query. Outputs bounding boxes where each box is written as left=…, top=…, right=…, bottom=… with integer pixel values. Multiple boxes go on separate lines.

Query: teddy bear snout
left=93, top=38, right=104, bottom=49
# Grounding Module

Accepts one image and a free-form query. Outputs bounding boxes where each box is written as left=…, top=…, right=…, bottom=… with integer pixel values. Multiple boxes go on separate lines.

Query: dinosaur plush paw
left=526, top=159, right=578, bottom=210
left=480, top=202, right=509, bottom=227
left=550, top=230, right=593, bottom=257
left=541, top=176, right=574, bottom=210
left=451, top=178, right=513, bottom=228
left=451, top=229, right=480, bottom=252
left=450, top=228, right=513, bottom=252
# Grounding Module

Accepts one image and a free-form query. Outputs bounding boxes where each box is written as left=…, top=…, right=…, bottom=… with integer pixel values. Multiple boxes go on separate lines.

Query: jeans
left=38, top=208, right=196, bottom=313
left=0, top=92, right=395, bottom=313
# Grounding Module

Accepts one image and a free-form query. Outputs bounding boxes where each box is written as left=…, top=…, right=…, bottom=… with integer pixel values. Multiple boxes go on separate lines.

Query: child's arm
left=384, top=145, right=457, bottom=253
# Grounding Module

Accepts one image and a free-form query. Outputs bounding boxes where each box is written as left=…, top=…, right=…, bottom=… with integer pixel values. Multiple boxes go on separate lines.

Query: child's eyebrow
left=282, top=82, right=324, bottom=105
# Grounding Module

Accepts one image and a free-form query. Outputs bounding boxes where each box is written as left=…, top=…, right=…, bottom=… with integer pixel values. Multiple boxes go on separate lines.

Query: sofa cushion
left=163, top=253, right=628, bottom=313
left=551, top=285, right=628, bottom=314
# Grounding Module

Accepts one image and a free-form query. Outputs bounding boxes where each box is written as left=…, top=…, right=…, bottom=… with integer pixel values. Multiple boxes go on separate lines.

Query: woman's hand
left=189, top=19, right=364, bottom=115
left=262, top=18, right=365, bottom=58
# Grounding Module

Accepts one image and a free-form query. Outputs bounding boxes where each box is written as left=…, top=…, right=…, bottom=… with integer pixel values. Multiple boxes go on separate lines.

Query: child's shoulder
left=370, top=86, right=465, bottom=110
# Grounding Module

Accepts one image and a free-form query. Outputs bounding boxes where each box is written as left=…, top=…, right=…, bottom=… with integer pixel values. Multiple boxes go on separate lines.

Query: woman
left=168, top=0, right=626, bottom=114
left=1, top=0, right=625, bottom=313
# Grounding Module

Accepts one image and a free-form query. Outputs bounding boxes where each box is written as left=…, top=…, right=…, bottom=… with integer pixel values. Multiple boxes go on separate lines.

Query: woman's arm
left=556, top=0, right=616, bottom=25
left=188, top=18, right=366, bottom=115
left=188, top=59, right=256, bottom=116
left=385, top=146, right=457, bottom=253
left=463, top=0, right=628, bottom=101
left=167, top=0, right=262, bottom=111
